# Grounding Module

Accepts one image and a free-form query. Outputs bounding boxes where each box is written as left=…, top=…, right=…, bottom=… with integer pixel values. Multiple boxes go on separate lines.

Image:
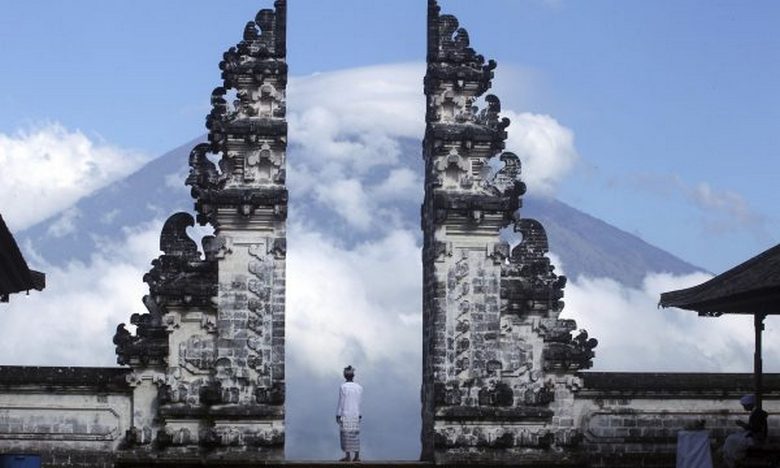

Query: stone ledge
left=116, top=460, right=434, bottom=468
left=435, top=405, right=553, bottom=421
left=432, top=192, right=518, bottom=214
left=0, top=366, right=131, bottom=393
left=579, top=372, right=780, bottom=399
left=116, top=461, right=586, bottom=468
left=160, top=403, right=284, bottom=419
left=427, top=122, right=505, bottom=146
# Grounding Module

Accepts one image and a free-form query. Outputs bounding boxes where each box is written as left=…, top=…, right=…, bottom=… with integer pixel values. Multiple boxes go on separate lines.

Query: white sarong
left=339, top=416, right=360, bottom=452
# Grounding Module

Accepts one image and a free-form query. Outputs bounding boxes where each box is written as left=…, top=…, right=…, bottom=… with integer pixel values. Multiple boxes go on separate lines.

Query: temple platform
left=114, top=461, right=588, bottom=468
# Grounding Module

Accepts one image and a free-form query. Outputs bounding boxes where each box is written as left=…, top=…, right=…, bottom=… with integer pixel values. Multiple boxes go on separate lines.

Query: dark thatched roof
left=0, top=214, right=45, bottom=302
left=659, top=243, right=780, bottom=316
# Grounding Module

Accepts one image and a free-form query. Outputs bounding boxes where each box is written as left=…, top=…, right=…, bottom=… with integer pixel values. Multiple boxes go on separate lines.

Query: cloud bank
left=0, top=220, right=162, bottom=365
left=286, top=63, right=580, bottom=232
left=504, top=110, right=579, bottom=196
left=563, top=271, right=780, bottom=373
left=0, top=123, right=149, bottom=231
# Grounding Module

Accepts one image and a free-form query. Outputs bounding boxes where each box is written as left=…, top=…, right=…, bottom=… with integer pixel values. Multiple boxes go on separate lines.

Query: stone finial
left=191, top=1, right=289, bottom=226
left=113, top=297, right=168, bottom=367
left=186, top=143, right=221, bottom=200
left=142, top=213, right=217, bottom=307
left=426, top=0, right=496, bottom=99
left=502, top=218, right=567, bottom=315
left=159, top=212, right=199, bottom=259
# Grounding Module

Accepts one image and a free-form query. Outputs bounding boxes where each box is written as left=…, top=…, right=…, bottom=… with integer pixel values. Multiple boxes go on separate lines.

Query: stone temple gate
left=1, top=1, right=779, bottom=467
left=420, top=0, right=597, bottom=463
left=113, top=0, right=288, bottom=459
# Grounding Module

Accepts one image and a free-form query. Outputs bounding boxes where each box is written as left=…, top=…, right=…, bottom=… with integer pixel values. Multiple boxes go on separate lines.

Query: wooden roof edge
left=659, top=243, right=780, bottom=310
left=0, top=214, right=46, bottom=296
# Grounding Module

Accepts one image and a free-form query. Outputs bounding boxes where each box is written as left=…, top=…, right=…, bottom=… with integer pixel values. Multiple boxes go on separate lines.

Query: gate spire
left=115, top=1, right=288, bottom=461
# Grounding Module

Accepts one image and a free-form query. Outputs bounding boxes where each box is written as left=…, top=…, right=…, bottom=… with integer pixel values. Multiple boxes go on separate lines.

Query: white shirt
left=336, top=381, right=363, bottom=418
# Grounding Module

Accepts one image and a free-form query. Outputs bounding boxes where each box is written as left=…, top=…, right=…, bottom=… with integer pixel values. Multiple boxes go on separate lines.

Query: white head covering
left=740, top=394, right=756, bottom=406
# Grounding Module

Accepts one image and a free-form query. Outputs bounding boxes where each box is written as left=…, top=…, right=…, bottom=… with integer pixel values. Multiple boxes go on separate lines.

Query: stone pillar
left=191, top=0, right=287, bottom=457
left=421, top=1, right=596, bottom=464
left=114, top=1, right=286, bottom=461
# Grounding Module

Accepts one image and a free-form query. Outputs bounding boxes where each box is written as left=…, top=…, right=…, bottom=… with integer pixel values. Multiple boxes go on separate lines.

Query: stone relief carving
left=179, top=336, right=216, bottom=372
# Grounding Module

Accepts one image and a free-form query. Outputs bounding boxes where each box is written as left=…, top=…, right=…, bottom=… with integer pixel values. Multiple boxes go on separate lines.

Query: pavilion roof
left=0, top=214, right=45, bottom=302
left=659, top=243, right=780, bottom=316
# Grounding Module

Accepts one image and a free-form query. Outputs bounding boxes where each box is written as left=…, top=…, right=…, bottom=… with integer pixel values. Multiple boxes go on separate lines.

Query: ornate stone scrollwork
left=142, top=213, right=217, bottom=308
left=501, top=218, right=566, bottom=316
left=426, top=0, right=496, bottom=97
left=114, top=213, right=216, bottom=366
left=476, top=95, right=510, bottom=134
left=477, top=381, right=514, bottom=406
left=186, top=143, right=221, bottom=200
left=113, top=294, right=167, bottom=367
left=542, top=329, right=598, bottom=371
left=489, top=152, right=526, bottom=199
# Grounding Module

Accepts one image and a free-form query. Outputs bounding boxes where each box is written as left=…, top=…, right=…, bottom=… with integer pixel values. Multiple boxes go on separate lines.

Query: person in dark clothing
left=723, top=394, right=769, bottom=467
left=737, top=394, right=768, bottom=442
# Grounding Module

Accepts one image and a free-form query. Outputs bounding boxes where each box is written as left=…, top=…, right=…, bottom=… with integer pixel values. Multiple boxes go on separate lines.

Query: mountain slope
left=19, top=137, right=702, bottom=286
left=522, top=196, right=701, bottom=287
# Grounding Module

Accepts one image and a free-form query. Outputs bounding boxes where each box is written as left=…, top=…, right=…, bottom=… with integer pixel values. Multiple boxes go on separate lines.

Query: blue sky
left=2, top=1, right=780, bottom=458
left=2, top=0, right=778, bottom=272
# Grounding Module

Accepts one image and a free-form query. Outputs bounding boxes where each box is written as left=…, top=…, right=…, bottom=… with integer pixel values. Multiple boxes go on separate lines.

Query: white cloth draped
left=676, top=430, right=713, bottom=468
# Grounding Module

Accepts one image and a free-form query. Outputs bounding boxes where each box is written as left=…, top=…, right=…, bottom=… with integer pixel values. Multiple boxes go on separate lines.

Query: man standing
left=336, top=365, right=363, bottom=462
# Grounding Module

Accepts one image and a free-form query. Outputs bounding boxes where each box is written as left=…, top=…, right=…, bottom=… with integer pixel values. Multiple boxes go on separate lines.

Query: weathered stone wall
left=576, top=373, right=780, bottom=467
left=2, top=367, right=778, bottom=467
left=0, top=367, right=132, bottom=468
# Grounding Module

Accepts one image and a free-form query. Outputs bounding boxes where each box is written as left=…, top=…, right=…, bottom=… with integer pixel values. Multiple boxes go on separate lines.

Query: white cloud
left=164, top=166, right=189, bottom=192
left=372, top=168, right=423, bottom=202
left=0, top=220, right=163, bottom=366
left=286, top=64, right=427, bottom=229
left=289, top=63, right=425, bottom=142
left=287, top=226, right=422, bottom=379
left=315, top=178, right=373, bottom=230
left=0, top=123, right=149, bottom=231
left=688, top=182, right=767, bottom=235
left=100, top=209, right=121, bottom=225
left=504, top=111, right=579, bottom=197
left=562, top=271, right=780, bottom=372
left=46, top=207, right=80, bottom=238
